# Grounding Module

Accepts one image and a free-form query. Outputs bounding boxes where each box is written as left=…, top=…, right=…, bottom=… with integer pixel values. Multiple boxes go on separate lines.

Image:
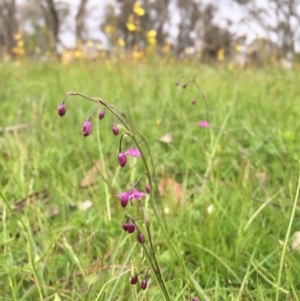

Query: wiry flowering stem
left=60, top=91, right=171, bottom=300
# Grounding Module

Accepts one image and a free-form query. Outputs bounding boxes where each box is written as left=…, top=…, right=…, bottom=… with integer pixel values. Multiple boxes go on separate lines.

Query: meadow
left=0, top=58, right=300, bottom=301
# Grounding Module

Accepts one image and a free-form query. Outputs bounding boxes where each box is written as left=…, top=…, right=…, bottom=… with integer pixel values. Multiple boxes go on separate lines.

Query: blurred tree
left=232, top=0, right=300, bottom=57
left=38, top=0, right=69, bottom=56
left=176, top=0, right=234, bottom=60
left=76, top=0, right=89, bottom=45
left=0, top=0, right=18, bottom=58
left=101, top=0, right=171, bottom=52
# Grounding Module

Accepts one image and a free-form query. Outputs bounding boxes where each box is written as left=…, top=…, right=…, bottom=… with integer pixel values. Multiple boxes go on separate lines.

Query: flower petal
left=124, top=148, right=141, bottom=157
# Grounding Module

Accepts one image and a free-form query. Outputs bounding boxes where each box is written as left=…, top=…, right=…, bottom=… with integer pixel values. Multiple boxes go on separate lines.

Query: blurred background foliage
left=0, top=0, right=300, bottom=67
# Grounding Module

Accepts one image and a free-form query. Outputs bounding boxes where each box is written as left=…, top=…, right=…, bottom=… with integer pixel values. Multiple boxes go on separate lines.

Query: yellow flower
left=74, top=50, right=82, bottom=58
left=17, top=40, right=24, bottom=48
left=235, top=44, right=242, bottom=52
left=104, top=25, right=115, bottom=33
left=126, top=22, right=136, bottom=31
left=147, top=37, right=156, bottom=45
left=133, top=1, right=145, bottom=16
left=162, top=43, right=170, bottom=53
left=217, top=48, right=224, bottom=61
left=147, top=30, right=156, bottom=38
left=117, top=37, right=126, bottom=46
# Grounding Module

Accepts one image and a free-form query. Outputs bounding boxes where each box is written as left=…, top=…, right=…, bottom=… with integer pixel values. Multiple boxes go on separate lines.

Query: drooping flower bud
left=57, top=103, right=66, bottom=117
left=191, top=98, right=197, bottom=105
left=118, top=152, right=127, bottom=168
left=112, top=123, right=119, bottom=135
left=182, top=83, right=188, bottom=89
left=122, top=223, right=129, bottom=231
left=98, top=110, right=105, bottom=119
left=127, top=222, right=136, bottom=233
left=130, top=275, right=138, bottom=285
left=120, top=195, right=128, bottom=207
left=141, top=279, right=147, bottom=290
left=145, top=184, right=150, bottom=194
left=175, top=81, right=180, bottom=86
left=137, top=231, right=145, bottom=244
left=82, top=119, right=93, bottom=137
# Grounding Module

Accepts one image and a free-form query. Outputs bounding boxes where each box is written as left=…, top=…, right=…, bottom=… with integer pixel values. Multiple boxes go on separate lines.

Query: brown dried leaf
left=80, top=160, right=102, bottom=188
left=255, top=171, right=267, bottom=183
left=158, top=177, right=183, bottom=203
left=14, top=188, right=49, bottom=211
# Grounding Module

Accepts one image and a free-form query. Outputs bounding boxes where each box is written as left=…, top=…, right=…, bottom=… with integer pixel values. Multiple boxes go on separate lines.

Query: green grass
left=1, top=58, right=300, bottom=300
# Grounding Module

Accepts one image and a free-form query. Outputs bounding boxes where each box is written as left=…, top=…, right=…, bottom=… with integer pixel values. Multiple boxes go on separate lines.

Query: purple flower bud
left=145, top=184, right=150, bottom=194
left=112, top=124, right=119, bottom=135
left=118, top=152, right=127, bottom=168
left=175, top=81, right=180, bottom=86
left=137, top=231, right=145, bottom=243
left=82, top=119, right=93, bottom=137
left=127, top=222, right=136, bottom=233
left=120, top=196, right=128, bottom=207
left=191, top=298, right=200, bottom=301
left=98, top=109, right=105, bottom=119
left=130, top=275, right=138, bottom=285
left=122, top=223, right=129, bottom=231
left=57, top=103, right=66, bottom=117
left=182, top=83, right=188, bottom=89
left=141, top=279, right=147, bottom=290
left=191, top=98, right=197, bottom=105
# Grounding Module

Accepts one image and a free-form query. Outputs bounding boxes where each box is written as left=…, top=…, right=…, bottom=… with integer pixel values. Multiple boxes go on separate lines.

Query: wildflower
left=137, top=231, right=145, bottom=243
left=124, top=148, right=141, bottom=157
left=57, top=103, right=66, bottom=116
left=127, top=222, right=136, bottom=233
left=82, top=119, right=92, bottom=136
left=130, top=275, right=138, bottom=285
left=117, top=191, right=131, bottom=207
left=141, top=279, right=147, bottom=290
left=98, top=109, right=105, bottom=119
left=122, top=223, right=129, bottom=231
left=198, top=120, right=209, bottom=128
left=191, top=98, right=197, bottom=105
left=182, top=83, right=188, bottom=89
left=112, top=123, right=119, bottom=135
left=116, top=189, right=146, bottom=207
left=130, top=188, right=146, bottom=200
left=118, top=152, right=127, bottom=168
left=145, top=183, right=150, bottom=194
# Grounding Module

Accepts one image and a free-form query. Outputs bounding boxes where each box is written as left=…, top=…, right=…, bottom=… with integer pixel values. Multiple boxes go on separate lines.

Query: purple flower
left=116, top=192, right=131, bottom=207
left=137, top=231, right=145, bottom=244
left=118, top=152, right=127, bottom=168
left=130, top=275, right=138, bottom=285
left=82, top=119, right=93, bottom=136
left=57, top=103, right=66, bottom=117
left=98, top=110, right=105, bottom=119
left=122, top=223, right=129, bottom=231
left=116, top=189, right=146, bottom=207
left=198, top=120, right=209, bottom=128
left=145, top=184, right=150, bottom=194
left=124, top=148, right=141, bottom=157
left=127, top=222, right=136, bottom=233
left=130, top=189, right=147, bottom=200
left=112, top=123, right=119, bottom=135
left=141, top=279, right=147, bottom=290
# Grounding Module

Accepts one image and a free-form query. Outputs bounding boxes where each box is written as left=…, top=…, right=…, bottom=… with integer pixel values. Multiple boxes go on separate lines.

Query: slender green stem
left=275, top=168, right=300, bottom=301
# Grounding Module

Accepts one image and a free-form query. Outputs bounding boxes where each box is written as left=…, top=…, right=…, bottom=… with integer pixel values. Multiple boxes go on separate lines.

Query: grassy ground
left=1, top=58, right=300, bottom=301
